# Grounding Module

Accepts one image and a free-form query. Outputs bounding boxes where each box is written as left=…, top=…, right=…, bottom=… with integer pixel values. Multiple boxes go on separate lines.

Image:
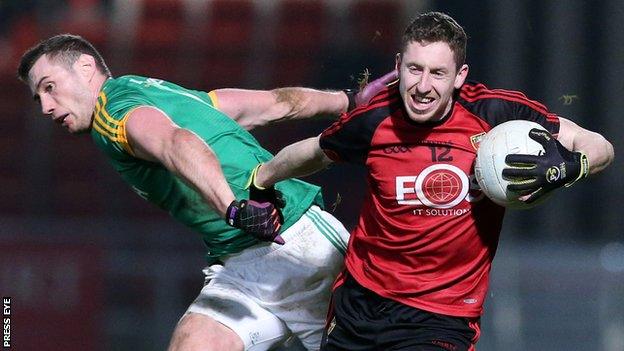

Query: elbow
left=311, top=136, right=333, bottom=169
left=588, top=135, right=615, bottom=175
left=169, top=128, right=195, bottom=150
left=597, top=132, right=615, bottom=167
left=164, top=128, right=200, bottom=167
left=605, top=139, right=615, bottom=166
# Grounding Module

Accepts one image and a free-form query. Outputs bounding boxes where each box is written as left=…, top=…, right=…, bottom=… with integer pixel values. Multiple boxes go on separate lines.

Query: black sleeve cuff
left=343, top=89, right=357, bottom=112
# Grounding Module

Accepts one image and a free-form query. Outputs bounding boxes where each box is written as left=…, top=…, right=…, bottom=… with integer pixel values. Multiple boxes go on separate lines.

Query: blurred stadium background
left=0, top=0, right=622, bottom=350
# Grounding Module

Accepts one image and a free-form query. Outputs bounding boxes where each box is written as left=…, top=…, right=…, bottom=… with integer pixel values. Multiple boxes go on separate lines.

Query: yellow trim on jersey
left=95, top=92, right=121, bottom=126
left=92, top=92, right=133, bottom=155
left=207, top=91, right=220, bottom=110
left=117, top=112, right=134, bottom=156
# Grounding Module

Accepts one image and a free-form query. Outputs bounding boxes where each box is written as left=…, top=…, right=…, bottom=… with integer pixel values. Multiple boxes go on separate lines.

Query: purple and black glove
left=344, top=70, right=399, bottom=111
left=226, top=200, right=285, bottom=245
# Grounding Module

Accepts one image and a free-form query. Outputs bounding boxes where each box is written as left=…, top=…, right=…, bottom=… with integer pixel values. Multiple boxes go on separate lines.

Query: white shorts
left=186, top=206, right=349, bottom=351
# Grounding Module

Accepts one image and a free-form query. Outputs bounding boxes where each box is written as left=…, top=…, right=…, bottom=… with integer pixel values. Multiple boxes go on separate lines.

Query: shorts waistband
left=303, top=206, right=347, bottom=255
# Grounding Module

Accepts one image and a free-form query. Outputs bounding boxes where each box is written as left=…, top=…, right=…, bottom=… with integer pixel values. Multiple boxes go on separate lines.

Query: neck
left=90, top=74, right=109, bottom=107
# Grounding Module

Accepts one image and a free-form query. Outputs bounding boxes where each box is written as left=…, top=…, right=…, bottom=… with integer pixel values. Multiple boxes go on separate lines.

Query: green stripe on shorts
left=304, top=208, right=347, bottom=255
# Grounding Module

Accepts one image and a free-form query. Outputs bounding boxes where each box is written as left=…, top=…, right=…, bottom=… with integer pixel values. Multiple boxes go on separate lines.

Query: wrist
left=343, top=89, right=356, bottom=112
left=565, top=152, right=589, bottom=187
left=225, top=200, right=241, bottom=226
left=252, top=163, right=266, bottom=190
left=254, top=163, right=272, bottom=189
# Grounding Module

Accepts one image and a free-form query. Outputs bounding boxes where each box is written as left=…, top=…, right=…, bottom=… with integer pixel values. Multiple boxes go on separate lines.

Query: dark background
left=0, top=0, right=622, bottom=350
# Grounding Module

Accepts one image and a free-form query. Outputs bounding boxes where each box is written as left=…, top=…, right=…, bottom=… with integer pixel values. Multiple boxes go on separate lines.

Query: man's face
left=396, top=40, right=468, bottom=123
left=29, top=54, right=95, bottom=134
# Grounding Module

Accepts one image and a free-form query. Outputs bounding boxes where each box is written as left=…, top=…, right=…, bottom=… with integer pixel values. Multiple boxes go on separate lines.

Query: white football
left=474, top=120, right=549, bottom=209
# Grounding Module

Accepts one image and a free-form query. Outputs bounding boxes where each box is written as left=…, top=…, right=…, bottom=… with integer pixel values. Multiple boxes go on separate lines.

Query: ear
left=74, top=54, right=97, bottom=80
left=395, top=53, right=402, bottom=71
left=454, top=64, right=469, bottom=89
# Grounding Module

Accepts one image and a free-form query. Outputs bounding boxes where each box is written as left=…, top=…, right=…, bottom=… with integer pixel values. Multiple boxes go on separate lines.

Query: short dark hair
left=17, top=34, right=111, bottom=83
left=402, top=12, right=467, bottom=70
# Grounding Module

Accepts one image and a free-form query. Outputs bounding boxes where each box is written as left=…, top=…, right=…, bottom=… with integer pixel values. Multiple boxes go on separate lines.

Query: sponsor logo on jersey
left=395, top=164, right=483, bottom=211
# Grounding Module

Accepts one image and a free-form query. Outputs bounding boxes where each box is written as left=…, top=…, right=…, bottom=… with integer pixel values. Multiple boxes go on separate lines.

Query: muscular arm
left=211, top=70, right=398, bottom=130
left=556, top=117, right=614, bottom=175
left=255, top=135, right=333, bottom=187
left=125, top=106, right=235, bottom=217
left=211, top=88, right=349, bottom=130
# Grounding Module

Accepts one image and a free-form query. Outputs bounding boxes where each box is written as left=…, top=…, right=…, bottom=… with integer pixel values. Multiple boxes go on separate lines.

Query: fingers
left=273, top=234, right=285, bottom=245
left=247, top=199, right=271, bottom=209
left=505, top=153, right=539, bottom=166
left=271, top=207, right=283, bottom=224
left=507, top=181, right=538, bottom=192
left=274, top=190, right=286, bottom=208
left=525, top=188, right=548, bottom=203
left=503, top=166, right=539, bottom=194
left=502, top=167, right=538, bottom=179
left=270, top=208, right=284, bottom=245
left=528, top=128, right=554, bottom=147
left=356, top=70, right=399, bottom=106
left=377, top=70, right=399, bottom=85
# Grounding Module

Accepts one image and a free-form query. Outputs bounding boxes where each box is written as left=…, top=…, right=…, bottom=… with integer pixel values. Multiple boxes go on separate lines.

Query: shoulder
left=319, top=84, right=402, bottom=163
left=328, top=82, right=401, bottom=134
left=454, top=80, right=558, bottom=130
left=92, top=76, right=155, bottom=155
left=99, top=75, right=155, bottom=114
left=457, top=80, right=549, bottom=113
left=103, top=75, right=152, bottom=97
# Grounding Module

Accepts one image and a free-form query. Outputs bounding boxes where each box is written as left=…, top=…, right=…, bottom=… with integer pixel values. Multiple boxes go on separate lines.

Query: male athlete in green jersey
left=89, top=74, right=325, bottom=260
left=17, top=34, right=398, bottom=351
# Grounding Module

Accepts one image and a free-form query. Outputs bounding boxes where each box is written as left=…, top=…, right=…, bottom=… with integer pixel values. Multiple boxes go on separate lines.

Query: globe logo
left=415, top=164, right=469, bottom=208
left=422, top=170, right=462, bottom=205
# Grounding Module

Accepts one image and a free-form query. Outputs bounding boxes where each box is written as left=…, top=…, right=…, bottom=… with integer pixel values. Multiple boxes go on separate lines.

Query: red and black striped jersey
left=319, top=80, right=560, bottom=317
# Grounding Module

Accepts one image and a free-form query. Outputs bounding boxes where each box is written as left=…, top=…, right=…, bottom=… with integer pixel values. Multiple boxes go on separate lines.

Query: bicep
left=211, top=88, right=347, bottom=130
left=210, top=89, right=280, bottom=129
left=125, top=106, right=179, bottom=162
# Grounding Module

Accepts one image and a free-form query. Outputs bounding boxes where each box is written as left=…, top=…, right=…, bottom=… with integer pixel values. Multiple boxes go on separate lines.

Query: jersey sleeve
left=206, top=90, right=219, bottom=109
left=319, top=111, right=375, bottom=164
left=458, top=81, right=561, bottom=135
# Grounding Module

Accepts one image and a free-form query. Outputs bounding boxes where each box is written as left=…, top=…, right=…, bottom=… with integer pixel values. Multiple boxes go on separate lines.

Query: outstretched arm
left=211, top=88, right=349, bottom=130
left=255, top=135, right=333, bottom=188
left=211, top=70, right=398, bottom=130
left=125, top=106, right=235, bottom=216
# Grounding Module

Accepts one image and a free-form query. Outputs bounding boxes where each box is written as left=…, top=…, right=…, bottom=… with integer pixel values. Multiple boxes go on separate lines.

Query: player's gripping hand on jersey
left=226, top=200, right=285, bottom=245
left=246, top=163, right=286, bottom=208
left=503, top=128, right=589, bottom=203
left=344, top=70, right=399, bottom=110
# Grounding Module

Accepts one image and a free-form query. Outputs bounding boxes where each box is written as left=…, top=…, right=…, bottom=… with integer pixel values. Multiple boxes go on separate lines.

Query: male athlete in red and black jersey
left=252, top=12, right=614, bottom=351
left=321, top=78, right=560, bottom=320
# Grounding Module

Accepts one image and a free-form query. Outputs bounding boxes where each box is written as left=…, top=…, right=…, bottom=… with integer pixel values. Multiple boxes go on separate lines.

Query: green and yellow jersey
left=91, top=75, right=323, bottom=262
